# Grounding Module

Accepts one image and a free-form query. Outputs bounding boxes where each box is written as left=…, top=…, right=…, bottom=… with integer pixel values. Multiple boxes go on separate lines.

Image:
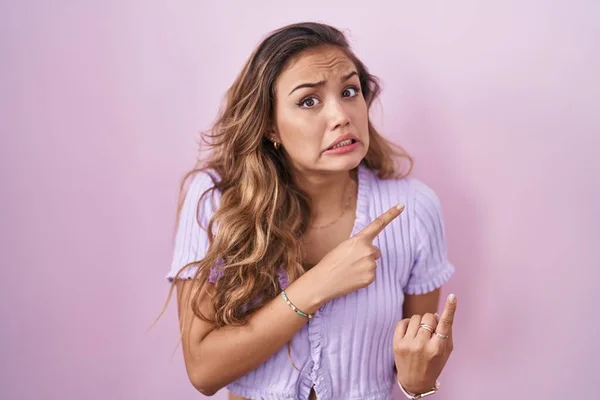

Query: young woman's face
left=272, top=45, right=370, bottom=175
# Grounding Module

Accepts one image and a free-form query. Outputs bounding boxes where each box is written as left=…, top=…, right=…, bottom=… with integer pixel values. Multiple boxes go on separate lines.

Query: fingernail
left=448, top=293, right=456, bottom=303
left=434, top=313, right=440, bottom=319
left=395, top=204, right=405, bottom=211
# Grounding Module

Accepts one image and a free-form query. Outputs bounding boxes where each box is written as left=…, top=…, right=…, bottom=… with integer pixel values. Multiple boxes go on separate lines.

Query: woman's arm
left=176, top=272, right=324, bottom=396
left=402, top=288, right=441, bottom=318
left=175, top=205, right=403, bottom=396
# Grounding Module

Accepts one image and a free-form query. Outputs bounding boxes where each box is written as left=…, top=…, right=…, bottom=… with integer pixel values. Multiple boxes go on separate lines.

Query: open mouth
left=327, top=139, right=356, bottom=150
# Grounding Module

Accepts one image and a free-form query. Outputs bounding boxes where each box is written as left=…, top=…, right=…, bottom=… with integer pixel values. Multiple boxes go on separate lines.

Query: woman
left=166, top=22, right=456, bottom=400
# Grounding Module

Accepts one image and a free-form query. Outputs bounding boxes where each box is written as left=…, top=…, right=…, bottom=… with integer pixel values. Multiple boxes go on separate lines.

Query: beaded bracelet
left=280, top=290, right=313, bottom=319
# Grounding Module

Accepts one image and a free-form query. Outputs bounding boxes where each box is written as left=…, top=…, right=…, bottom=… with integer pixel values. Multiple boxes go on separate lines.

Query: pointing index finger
left=356, top=204, right=405, bottom=240
left=435, top=293, right=457, bottom=338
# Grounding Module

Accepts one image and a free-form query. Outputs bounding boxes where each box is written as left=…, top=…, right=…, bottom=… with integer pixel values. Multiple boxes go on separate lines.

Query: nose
left=327, top=99, right=350, bottom=131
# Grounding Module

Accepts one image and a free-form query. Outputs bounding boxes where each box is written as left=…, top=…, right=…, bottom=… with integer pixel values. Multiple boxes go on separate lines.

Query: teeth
left=331, top=139, right=353, bottom=149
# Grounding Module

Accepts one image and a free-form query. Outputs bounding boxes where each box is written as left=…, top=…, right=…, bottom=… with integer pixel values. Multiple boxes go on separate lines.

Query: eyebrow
left=288, top=71, right=358, bottom=96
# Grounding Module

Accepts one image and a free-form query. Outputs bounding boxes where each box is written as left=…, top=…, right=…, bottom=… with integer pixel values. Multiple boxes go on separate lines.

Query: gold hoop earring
left=271, top=137, right=280, bottom=150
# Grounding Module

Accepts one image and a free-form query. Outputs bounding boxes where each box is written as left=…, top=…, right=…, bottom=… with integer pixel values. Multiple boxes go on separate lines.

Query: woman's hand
left=309, top=204, right=405, bottom=304
left=393, top=294, right=457, bottom=394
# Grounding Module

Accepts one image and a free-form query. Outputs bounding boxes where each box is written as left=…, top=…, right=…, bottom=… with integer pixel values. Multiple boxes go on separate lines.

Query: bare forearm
left=188, top=272, right=324, bottom=394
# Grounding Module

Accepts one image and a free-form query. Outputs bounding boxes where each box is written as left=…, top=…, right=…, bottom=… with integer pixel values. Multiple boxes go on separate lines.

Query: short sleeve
left=166, top=170, right=223, bottom=283
left=404, top=179, right=455, bottom=295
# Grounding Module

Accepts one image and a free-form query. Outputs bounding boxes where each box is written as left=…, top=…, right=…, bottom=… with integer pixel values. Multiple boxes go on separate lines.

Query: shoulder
left=363, top=169, right=447, bottom=247
left=184, top=168, right=222, bottom=200
left=363, top=167, right=441, bottom=215
left=180, top=168, right=222, bottom=223
left=186, top=168, right=221, bottom=193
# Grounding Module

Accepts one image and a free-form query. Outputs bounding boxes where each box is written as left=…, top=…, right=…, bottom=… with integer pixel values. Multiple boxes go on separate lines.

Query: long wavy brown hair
left=164, top=22, right=413, bottom=331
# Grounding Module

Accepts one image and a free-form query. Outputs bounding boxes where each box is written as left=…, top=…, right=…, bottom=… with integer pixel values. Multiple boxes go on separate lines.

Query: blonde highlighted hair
left=164, top=22, right=412, bottom=331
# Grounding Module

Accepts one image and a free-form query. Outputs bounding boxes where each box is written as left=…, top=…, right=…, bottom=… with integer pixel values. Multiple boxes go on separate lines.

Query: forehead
left=276, top=46, right=356, bottom=89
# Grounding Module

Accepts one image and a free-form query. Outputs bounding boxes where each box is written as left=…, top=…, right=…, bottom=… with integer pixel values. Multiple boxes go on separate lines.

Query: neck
left=293, top=167, right=357, bottom=218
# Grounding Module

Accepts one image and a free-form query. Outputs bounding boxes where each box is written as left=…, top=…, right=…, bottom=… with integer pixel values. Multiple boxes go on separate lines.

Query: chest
left=301, top=212, right=355, bottom=267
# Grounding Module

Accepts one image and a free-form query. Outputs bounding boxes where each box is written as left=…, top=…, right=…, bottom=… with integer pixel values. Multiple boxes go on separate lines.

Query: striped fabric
left=167, top=162, right=455, bottom=400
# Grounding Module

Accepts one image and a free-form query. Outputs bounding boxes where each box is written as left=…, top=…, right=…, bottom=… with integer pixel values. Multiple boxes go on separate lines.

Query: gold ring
left=419, top=323, right=435, bottom=334
left=435, top=332, right=449, bottom=339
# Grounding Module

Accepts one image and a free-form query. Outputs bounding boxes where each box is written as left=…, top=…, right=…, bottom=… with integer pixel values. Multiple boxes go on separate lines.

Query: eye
left=298, top=97, right=321, bottom=109
left=342, top=86, right=361, bottom=98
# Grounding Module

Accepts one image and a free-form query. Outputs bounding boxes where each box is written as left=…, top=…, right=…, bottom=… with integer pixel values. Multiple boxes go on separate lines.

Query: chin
left=322, top=151, right=366, bottom=173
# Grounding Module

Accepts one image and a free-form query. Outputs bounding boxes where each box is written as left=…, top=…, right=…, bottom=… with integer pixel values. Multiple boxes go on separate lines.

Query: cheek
left=352, top=101, right=369, bottom=132
left=278, top=112, right=324, bottom=150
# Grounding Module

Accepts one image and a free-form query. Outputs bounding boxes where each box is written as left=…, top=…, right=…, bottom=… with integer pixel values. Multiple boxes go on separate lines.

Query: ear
left=265, top=127, right=281, bottom=144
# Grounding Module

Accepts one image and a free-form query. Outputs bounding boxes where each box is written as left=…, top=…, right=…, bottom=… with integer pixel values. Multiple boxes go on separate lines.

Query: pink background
left=1, top=1, right=598, bottom=399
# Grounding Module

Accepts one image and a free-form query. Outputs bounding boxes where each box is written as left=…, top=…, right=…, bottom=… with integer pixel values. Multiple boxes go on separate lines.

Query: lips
left=329, top=139, right=355, bottom=150
left=326, top=134, right=359, bottom=151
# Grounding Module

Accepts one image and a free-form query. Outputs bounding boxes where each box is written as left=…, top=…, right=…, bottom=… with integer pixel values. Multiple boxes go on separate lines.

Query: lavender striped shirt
left=167, top=163, right=455, bottom=400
